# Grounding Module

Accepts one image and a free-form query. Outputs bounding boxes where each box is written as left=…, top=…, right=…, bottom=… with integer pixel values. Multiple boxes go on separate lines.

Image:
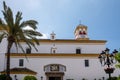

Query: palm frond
left=0, top=31, right=8, bottom=42
left=15, top=40, right=25, bottom=53
left=14, top=30, right=33, bottom=51
left=2, top=2, right=14, bottom=34
left=16, top=41, right=29, bottom=62
left=6, top=7, right=14, bottom=26
left=23, top=30, right=42, bottom=36
left=0, top=18, right=8, bottom=31
left=20, top=20, right=38, bottom=30
left=0, top=18, right=5, bottom=25
left=3, top=1, right=7, bottom=12
left=23, top=30, right=42, bottom=45
left=24, top=38, right=38, bottom=51
left=0, top=34, right=5, bottom=42
left=1, top=1, right=42, bottom=54
left=15, top=11, right=22, bottom=28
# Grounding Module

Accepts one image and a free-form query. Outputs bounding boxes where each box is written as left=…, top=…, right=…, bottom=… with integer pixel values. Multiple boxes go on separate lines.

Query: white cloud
left=38, top=33, right=49, bottom=39
left=22, top=26, right=48, bottom=39
left=22, top=26, right=35, bottom=30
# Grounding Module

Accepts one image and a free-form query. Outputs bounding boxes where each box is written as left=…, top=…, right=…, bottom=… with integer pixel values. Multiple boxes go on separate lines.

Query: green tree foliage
left=115, top=52, right=120, bottom=68
left=0, top=74, right=12, bottom=80
left=107, top=76, right=120, bottom=80
left=23, top=75, right=37, bottom=80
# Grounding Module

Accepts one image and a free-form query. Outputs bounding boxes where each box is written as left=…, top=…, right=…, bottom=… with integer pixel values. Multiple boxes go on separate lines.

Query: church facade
left=0, top=24, right=120, bottom=80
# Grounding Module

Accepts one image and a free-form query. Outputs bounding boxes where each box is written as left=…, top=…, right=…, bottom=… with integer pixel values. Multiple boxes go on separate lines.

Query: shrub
left=23, top=75, right=37, bottom=80
left=107, top=77, right=117, bottom=80
left=0, top=74, right=12, bottom=80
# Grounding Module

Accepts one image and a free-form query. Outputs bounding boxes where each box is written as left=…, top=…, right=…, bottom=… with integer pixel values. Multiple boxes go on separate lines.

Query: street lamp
left=98, top=48, right=118, bottom=80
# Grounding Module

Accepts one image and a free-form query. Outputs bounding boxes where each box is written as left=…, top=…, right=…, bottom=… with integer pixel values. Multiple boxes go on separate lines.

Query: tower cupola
left=50, top=32, right=56, bottom=40
left=74, top=24, right=89, bottom=40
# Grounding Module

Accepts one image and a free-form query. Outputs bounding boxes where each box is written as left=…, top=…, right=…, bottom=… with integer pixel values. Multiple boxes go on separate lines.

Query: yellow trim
left=19, top=39, right=107, bottom=44
left=9, top=53, right=99, bottom=58
left=1, top=72, right=37, bottom=75
left=0, top=25, right=9, bottom=31
left=76, top=38, right=89, bottom=40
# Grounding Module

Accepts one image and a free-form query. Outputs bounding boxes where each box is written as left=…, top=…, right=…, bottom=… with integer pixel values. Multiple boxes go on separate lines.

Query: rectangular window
left=85, top=60, right=89, bottom=67
left=76, top=49, right=81, bottom=54
left=26, top=48, right=31, bottom=54
left=19, top=59, right=24, bottom=67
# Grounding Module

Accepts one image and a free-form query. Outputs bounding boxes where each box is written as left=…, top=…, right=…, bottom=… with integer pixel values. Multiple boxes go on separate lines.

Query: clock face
left=50, top=65, right=59, bottom=71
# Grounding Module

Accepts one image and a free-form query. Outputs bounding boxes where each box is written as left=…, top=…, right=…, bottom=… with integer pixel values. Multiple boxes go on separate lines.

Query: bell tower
left=50, top=32, right=56, bottom=40
left=74, top=24, right=89, bottom=40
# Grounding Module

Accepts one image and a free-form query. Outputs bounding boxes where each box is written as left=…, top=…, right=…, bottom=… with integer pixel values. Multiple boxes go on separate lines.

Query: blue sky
left=0, top=0, right=120, bottom=52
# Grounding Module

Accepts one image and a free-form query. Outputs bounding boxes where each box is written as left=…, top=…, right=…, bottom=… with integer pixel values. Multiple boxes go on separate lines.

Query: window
left=76, top=49, right=81, bottom=54
left=19, top=59, right=24, bottom=67
left=85, top=60, right=89, bottom=67
left=51, top=49, right=56, bottom=54
left=26, top=48, right=31, bottom=54
left=51, top=44, right=57, bottom=54
left=52, top=35, right=54, bottom=40
left=53, top=50, right=56, bottom=53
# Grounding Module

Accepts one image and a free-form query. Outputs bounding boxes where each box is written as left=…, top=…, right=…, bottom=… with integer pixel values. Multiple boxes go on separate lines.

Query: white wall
left=0, top=38, right=7, bottom=72
left=0, top=38, right=7, bottom=53
left=10, top=57, right=120, bottom=80
left=10, top=42, right=106, bottom=54
left=10, top=74, right=36, bottom=80
left=0, top=53, right=6, bottom=72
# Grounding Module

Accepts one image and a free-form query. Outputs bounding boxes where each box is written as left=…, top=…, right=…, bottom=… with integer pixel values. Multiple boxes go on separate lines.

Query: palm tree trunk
left=6, top=41, right=13, bottom=80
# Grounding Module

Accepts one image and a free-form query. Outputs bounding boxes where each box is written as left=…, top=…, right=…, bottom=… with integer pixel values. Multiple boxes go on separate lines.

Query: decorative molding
left=0, top=67, right=37, bottom=75
left=19, top=39, right=107, bottom=44
left=8, top=53, right=99, bottom=58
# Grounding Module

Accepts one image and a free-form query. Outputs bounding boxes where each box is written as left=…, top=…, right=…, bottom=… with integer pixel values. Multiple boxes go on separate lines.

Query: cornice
left=1, top=71, right=37, bottom=75
left=8, top=53, right=99, bottom=58
left=0, top=67, right=37, bottom=75
left=19, top=39, right=107, bottom=44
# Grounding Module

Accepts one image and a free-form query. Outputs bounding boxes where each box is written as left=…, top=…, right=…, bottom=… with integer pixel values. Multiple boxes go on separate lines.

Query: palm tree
left=0, top=1, right=42, bottom=80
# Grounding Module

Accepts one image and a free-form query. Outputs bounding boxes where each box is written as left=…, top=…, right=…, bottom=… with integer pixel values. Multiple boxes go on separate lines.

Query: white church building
left=0, top=24, right=120, bottom=80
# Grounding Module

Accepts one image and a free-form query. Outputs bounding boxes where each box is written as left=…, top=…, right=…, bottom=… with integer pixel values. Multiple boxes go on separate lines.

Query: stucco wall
left=0, top=38, right=7, bottom=53
left=10, top=42, right=106, bottom=54
left=0, top=38, right=7, bottom=72
left=10, top=57, right=120, bottom=80
left=0, top=53, right=5, bottom=72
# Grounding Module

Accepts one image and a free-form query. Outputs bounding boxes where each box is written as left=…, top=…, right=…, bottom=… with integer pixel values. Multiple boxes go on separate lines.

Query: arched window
left=79, top=31, right=82, bottom=34
left=51, top=44, right=57, bottom=54
left=83, top=31, right=86, bottom=35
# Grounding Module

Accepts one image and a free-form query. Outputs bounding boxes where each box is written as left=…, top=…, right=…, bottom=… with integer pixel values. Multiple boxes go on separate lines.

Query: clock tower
left=74, top=24, right=89, bottom=40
